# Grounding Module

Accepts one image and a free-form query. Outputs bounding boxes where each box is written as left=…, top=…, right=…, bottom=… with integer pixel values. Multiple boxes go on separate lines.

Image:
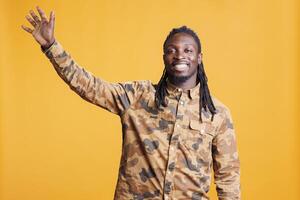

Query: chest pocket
left=181, top=120, right=215, bottom=160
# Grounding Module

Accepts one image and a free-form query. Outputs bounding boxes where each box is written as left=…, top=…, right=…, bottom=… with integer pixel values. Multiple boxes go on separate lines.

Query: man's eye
left=166, top=49, right=175, bottom=54
left=185, top=49, right=193, bottom=53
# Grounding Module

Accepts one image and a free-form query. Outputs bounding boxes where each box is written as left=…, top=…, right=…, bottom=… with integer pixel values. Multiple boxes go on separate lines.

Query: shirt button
left=179, top=100, right=184, bottom=105
left=176, top=124, right=180, bottom=128
left=200, top=128, right=205, bottom=134
left=178, top=88, right=182, bottom=92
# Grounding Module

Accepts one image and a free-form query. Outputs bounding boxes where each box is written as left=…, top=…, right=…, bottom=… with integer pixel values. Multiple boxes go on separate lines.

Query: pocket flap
left=189, top=120, right=202, bottom=131
left=189, top=120, right=215, bottom=137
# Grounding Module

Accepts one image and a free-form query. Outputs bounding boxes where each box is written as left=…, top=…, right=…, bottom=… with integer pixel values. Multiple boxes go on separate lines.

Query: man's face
left=163, top=33, right=202, bottom=84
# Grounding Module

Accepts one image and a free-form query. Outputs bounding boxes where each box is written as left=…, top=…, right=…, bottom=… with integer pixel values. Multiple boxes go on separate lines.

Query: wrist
left=41, top=39, right=55, bottom=51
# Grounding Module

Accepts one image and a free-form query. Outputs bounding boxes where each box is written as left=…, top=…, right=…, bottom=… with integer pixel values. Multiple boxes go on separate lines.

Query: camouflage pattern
left=43, top=41, right=241, bottom=200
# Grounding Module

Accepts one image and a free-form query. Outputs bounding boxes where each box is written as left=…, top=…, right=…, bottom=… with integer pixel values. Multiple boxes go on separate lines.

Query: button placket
left=163, top=97, right=183, bottom=200
left=163, top=92, right=188, bottom=200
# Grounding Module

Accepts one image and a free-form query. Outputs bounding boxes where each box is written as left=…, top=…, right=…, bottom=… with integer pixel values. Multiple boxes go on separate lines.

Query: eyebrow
left=166, top=43, right=195, bottom=48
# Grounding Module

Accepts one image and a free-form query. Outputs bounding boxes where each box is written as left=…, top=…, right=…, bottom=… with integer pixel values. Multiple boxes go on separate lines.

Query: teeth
left=174, top=64, right=188, bottom=71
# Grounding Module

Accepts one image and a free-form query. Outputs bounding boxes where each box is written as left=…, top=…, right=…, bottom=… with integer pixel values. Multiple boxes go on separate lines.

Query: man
left=22, top=6, right=240, bottom=200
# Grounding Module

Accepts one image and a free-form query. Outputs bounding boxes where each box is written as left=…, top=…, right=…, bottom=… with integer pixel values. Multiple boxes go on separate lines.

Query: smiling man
left=22, top=6, right=240, bottom=200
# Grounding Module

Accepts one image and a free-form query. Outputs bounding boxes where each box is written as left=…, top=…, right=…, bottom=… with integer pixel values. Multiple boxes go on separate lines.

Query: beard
left=167, top=72, right=195, bottom=85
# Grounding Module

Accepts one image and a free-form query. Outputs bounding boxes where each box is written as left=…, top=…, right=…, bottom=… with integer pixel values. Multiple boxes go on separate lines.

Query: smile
left=173, top=63, right=189, bottom=72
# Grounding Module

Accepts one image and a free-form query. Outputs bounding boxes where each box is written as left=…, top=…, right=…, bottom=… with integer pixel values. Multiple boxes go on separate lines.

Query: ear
left=197, top=53, right=202, bottom=64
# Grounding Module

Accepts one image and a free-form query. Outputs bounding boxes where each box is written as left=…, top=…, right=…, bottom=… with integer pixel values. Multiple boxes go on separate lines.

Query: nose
left=174, top=50, right=185, bottom=60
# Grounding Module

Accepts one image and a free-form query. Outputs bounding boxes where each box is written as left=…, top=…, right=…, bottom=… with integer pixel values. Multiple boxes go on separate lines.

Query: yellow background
left=1, top=0, right=299, bottom=199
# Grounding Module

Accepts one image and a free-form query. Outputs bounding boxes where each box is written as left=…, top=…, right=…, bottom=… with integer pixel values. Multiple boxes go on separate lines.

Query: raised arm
left=21, top=7, right=147, bottom=115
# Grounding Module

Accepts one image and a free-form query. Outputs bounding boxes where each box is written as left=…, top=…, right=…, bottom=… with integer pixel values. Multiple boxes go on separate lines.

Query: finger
left=36, top=6, right=48, bottom=21
left=25, top=15, right=37, bottom=27
left=49, top=11, right=55, bottom=28
left=29, top=9, right=41, bottom=23
left=21, top=25, right=33, bottom=34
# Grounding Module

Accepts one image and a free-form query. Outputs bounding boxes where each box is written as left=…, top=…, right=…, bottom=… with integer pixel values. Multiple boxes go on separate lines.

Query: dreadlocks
left=155, top=26, right=216, bottom=122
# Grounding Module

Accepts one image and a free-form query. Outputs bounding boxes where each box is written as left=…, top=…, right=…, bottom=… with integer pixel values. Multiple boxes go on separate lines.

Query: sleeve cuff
left=41, top=41, right=65, bottom=59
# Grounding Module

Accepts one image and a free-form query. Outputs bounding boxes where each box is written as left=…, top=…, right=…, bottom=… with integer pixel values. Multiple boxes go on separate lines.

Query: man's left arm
left=212, top=107, right=241, bottom=200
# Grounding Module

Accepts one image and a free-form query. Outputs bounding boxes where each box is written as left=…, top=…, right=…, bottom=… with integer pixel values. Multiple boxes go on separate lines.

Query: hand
left=22, top=6, right=55, bottom=49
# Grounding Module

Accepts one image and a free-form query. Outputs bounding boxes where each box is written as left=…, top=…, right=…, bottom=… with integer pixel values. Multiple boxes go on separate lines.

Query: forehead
left=165, top=33, right=197, bottom=48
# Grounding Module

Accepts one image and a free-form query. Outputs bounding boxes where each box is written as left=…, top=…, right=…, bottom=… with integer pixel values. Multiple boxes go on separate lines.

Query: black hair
left=155, top=26, right=216, bottom=122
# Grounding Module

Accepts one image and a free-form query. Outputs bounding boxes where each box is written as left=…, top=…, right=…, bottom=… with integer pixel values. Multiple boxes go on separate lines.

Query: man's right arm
left=42, top=40, right=146, bottom=114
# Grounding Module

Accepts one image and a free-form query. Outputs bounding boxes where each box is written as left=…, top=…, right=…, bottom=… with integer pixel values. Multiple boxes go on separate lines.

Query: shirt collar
left=166, top=79, right=200, bottom=100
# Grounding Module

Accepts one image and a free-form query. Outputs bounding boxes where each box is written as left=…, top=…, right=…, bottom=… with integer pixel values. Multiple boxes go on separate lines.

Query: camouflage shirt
left=43, top=41, right=240, bottom=200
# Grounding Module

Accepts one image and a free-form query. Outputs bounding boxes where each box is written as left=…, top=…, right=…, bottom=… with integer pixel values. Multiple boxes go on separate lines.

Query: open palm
left=22, top=6, right=55, bottom=49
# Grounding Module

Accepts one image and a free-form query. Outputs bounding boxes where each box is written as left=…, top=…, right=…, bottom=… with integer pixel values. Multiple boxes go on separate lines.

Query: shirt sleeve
left=212, top=107, right=241, bottom=200
left=42, top=41, right=147, bottom=115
